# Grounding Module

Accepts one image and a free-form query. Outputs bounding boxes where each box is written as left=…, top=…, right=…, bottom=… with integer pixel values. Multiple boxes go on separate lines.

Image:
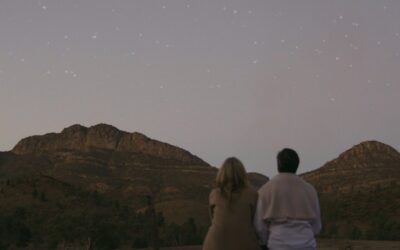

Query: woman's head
left=216, top=157, right=248, bottom=194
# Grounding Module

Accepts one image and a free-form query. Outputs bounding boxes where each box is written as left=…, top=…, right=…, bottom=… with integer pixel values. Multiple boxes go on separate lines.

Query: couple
left=202, top=148, right=321, bottom=250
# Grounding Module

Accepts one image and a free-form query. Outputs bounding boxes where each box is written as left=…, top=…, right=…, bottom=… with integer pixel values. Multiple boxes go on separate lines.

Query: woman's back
left=202, top=187, right=259, bottom=250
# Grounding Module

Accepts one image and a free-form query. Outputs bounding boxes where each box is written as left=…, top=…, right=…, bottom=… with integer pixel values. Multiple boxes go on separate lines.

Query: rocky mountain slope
left=302, top=141, right=400, bottom=240
left=1, top=125, right=398, bottom=247
left=12, top=123, right=207, bottom=166
left=1, top=124, right=268, bottom=226
left=302, top=141, right=400, bottom=193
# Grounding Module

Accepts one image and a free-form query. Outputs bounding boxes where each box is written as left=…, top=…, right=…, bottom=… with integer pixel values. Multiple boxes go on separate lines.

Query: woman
left=202, top=157, right=260, bottom=250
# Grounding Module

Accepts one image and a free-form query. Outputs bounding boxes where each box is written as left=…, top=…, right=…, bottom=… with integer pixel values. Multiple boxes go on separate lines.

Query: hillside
left=2, top=124, right=215, bottom=220
left=302, top=141, right=400, bottom=240
left=0, top=124, right=269, bottom=249
left=1, top=125, right=399, bottom=248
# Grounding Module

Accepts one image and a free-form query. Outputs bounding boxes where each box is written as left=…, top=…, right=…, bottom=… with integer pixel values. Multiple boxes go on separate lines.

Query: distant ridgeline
left=0, top=124, right=399, bottom=249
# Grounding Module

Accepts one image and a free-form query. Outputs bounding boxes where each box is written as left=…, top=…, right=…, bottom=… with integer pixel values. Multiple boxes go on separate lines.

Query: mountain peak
left=302, top=140, right=400, bottom=194
left=61, top=124, right=88, bottom=134
left=12, top=124, right=208, bottom=165
left=336, top=140, right=400, bottom=164
left=303, top=140, right=400, bottom=176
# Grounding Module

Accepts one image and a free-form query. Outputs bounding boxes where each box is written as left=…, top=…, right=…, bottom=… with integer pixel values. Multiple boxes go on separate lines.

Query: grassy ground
left=139, top=239, right=400, bottom=250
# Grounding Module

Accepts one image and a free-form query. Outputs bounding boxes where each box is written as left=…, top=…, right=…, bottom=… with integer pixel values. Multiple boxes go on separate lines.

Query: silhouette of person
left=202, top=157, right=259, bottom=250
left=254, top=148, right=321, bottom=250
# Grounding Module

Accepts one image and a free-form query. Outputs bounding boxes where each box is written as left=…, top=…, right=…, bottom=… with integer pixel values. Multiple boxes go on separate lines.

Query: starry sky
left=1, top=0, right=399, bottom=177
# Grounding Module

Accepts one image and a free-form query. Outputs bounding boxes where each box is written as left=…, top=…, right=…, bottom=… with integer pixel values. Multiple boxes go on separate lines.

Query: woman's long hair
left=216, top=157, right=248, bottom=202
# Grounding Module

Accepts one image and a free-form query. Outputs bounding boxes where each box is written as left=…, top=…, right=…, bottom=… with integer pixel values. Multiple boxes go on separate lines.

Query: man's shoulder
left=258, top=178, right=274, bottom=195
left=299, top=177, right=319, bottom=196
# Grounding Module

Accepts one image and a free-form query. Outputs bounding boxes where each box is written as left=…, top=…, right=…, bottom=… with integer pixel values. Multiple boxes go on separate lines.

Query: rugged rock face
left=2, top=124, right=271, bottom=228
left=301, top=141, right=400, bottom=240
left=12, top=124, right=208, bottom=166
left=302, top=141, right=400, bottom=193
left=319, top=140, right=399, bottom=170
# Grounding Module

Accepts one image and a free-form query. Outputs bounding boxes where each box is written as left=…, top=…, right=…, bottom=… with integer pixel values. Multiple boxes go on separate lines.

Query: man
left=254, top=148, right=321, bottom=250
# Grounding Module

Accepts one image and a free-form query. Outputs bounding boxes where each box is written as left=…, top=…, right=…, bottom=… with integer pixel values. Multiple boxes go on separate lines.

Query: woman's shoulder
left=209, top=188, right=221, bottom=200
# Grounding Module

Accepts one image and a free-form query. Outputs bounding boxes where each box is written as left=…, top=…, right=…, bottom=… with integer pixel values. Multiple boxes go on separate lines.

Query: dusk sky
left=1, top=0, right=399, bottom=177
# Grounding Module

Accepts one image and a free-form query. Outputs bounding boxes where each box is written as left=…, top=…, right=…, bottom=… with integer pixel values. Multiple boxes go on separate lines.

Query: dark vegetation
left=318, top=181, right=400, bottom=241
left=0, top=177, right=205, bottom=249
left=2, top=177, right=399, bottom=249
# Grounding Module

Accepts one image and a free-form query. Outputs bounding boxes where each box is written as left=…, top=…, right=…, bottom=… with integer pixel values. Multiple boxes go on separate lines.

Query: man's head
left=277, top=148, right=300, bottom=173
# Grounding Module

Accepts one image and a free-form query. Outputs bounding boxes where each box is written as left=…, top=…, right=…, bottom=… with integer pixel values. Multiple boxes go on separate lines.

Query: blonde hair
left=216, top=157, right=248, bottom=201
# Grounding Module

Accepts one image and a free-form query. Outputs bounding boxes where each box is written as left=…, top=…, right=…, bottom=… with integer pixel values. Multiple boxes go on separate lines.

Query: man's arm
left=311, top=194, right=322, bottom=235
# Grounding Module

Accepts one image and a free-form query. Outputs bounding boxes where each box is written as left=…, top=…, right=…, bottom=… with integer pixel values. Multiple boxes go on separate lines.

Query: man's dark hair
left=277, top=148, right=300, bottom=173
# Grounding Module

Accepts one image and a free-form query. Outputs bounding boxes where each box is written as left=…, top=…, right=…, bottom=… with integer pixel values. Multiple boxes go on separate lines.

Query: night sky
left=1, top=0, right=399, bottom=177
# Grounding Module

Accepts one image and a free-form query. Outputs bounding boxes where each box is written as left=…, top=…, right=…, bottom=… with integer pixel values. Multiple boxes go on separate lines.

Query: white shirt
left=254, top=173, right=322, bottom=249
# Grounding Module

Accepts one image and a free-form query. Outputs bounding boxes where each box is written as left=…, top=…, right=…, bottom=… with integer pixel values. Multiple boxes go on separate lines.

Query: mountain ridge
left=12, top=123, right=208, bottom=166
left=1, top=125, right=399, bottom=246
left=302, top=140, right=400, bottom=194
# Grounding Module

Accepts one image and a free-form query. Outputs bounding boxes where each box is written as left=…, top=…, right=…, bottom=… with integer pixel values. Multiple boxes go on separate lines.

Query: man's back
left=255, top=173, right=321, bottom=249
left=254, top=148, right=321, bottom=250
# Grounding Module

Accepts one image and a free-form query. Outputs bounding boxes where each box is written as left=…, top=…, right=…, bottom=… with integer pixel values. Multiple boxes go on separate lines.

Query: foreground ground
left=141, top=239, right=400, bottom=250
